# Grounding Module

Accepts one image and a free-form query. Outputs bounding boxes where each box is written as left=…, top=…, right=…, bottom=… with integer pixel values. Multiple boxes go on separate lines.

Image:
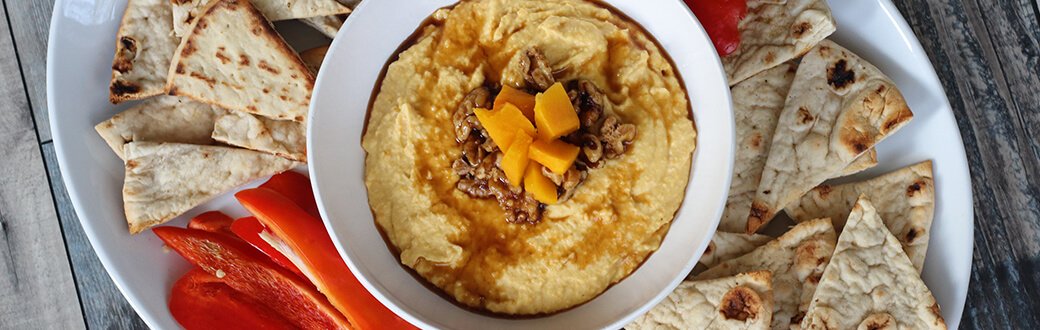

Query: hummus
left=363, top=0, right=696, bottom=314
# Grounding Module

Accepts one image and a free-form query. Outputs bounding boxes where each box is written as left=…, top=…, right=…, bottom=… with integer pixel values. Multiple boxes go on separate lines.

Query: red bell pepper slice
left=260, top=171, right=321, bottom=218
left=169, top=268, right=296, bottom=330
left=230, top=216, right=304, bottom=276
left=684, top=0, right=747, bottom=56
left=153, top=226, right=351, bottom=330
left=186, top=211, right=236, bottom=235
left=236, top=188, right=417, bottom=330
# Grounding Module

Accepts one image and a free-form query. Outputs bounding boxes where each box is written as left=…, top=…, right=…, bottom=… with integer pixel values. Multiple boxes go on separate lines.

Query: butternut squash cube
left=472, top=104, right=536, bottom=150
left=528, top=139, right=580, bottom=175
left=524, top=162, right=558, bottom=205
left=494, top=85, right=536, bottom=122
left=501, top=130, right=534, bottom=187
left=534, top=82, right=580, bottom=140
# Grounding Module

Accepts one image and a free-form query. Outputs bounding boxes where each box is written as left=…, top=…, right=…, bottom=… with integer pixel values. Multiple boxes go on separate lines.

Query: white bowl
left=307, top=0, right=734, bottom=328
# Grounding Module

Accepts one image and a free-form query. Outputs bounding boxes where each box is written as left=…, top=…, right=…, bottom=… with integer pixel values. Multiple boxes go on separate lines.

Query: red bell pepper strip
left=169, top=268, right=296, bottom=330
left=186, top=211, right=236, bottom=235
left=260, top=171, right=321, bottom=218
left=230, top=216, right=304, bottom=276
left=236, top=188, right=417, bottom=330
left=153, top=226, right=352, bottom=330
left=684, top=0, right=747, bottom=56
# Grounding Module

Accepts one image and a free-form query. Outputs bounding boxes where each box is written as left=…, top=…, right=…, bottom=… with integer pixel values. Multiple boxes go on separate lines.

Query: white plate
left=307, top=0, right=732, bottom=329
left=46, top=0, right=974, bottom=329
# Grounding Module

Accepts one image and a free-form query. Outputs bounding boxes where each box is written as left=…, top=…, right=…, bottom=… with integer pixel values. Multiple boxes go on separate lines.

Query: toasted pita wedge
left=122, top=142, right=302, bottom=234
left=785, top=161, right=934, bottom=272
left=301, top=15, right=345, bottom=39
left=724, top=0, right=836, bottom=86
left=168, top=0, right=315, bottom=122
left=699, top=232, right=773, bottom=269
left=721, top=63, right=798, bottom=232
left=800, top=196, right=945, bottom=329
left=95, top=96, right=228, bottom=160
left=171, top=0, right=351, bottom=37
left=721, top=62, right=878, bottom=232
left=695, top=219, right=836, bottom=329
left=630, top=271, right=774, bottom=330
left=109, top=0, right=180, bottom=103
left=299, top=46, right=330, bottom=74
left=830, top=148, right=877, bottom=179
left=212, top=111, right=307, bottom=162
left=745, top=40, right=914, bottom=234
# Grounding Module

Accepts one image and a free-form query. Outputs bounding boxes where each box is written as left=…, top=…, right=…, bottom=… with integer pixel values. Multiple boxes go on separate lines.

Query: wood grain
left=41, top=143, right=148, bottom=329
left=0, top=1, right=83, bottom=328
left=891, top=0, right=1040, bottom=328
left=4, top=0, right=53, bottom=142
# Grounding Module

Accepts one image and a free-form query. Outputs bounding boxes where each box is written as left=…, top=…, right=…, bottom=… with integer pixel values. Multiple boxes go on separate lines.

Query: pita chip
left=299, top=45, right=330, bottom=74
left=629, top=271, right=774, bottom=330
left=724, top=0, right=836, bottom=86
left=745, top=39, right=914, bottom=234
left=212, top=111, right=308, bottom=162
left=95, top=95, right=228, bottom=160
left=721, top=62, right=878, bottom=232
left=301, top=15, right=345, bottom=39
left=800, top=196, right=945, bottom=329
left=167, top=0, right=315, bottom=122
left=171, top=0, right=351, bottom=37
left=122, top=142, right=302, bottom=234
left=785, top=161, right=934, bottom=272
left=695, top=219, right=836, bottom=329
left=830, top=147, right=877, bottom=179
left=109, top=0, right=180, bottom=103
left=699, top=231, right=773, bottom=270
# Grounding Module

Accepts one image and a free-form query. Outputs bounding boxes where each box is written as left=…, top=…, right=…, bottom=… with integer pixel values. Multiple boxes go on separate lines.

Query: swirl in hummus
left=363, top=0, right=697, bottom=315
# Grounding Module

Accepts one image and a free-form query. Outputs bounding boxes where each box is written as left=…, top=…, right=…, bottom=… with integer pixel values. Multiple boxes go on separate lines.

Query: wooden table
left=0, top=0, right=1036, bottom=328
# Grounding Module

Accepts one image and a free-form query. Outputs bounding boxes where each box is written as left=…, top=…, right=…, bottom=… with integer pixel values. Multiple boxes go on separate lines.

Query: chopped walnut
left=576, top=80, right=604, bottom=127
left=541, top=166, right=565, bottom=186
left=453, top=88, right=490, bottom=142
left=520, top=48, right=554, bottom=91
left=461, top=135, right=485, bottom=165
left=557, top=167, right=588, bottom=203
left=457, top=179, right=493, bottom=198
left=580, top=134, right=603, bottom=165
left=600, top=115, right=637, bottom=159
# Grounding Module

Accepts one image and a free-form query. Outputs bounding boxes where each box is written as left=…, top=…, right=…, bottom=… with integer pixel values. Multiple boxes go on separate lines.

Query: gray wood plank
left=0, top=1, right=84, bottom=328
left=891, top=0, right=1040, bottom=328
left=41, top=143, right=148, bottom=329
left=4, top=0, right=53, bottom=142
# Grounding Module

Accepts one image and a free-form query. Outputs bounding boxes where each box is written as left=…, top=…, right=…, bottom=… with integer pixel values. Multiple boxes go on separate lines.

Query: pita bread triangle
left=695, top=218, right=837, bottom=329
left=785, top=160, right=935, bottom=272
left=745, top=39, right=914, bottom=234
left=724, top=0, right=836, bottom=86
left=167, top=0, right=315, bottom=122
left=171, top=0, right=351, bottom=37
left=722, top=62, right=878, bottom=232
left=95, top=95, right=228, bottom=160
left=109, top=0, right=180, bottom=103
left=630, top=271, right=774, bottom=329
left=800, top=195, right=945, bottom=329
left=122, top=142, right=302, bottom=234
left=698, top=231, right=773, bottom=269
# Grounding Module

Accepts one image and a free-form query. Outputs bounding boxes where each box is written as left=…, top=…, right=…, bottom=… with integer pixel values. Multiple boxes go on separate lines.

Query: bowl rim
left=307, top=0, right=735, bottom=328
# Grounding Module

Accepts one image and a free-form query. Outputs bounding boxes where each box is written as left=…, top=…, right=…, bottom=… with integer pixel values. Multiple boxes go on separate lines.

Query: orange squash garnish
left=533, top=82, right=580, bottom=140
